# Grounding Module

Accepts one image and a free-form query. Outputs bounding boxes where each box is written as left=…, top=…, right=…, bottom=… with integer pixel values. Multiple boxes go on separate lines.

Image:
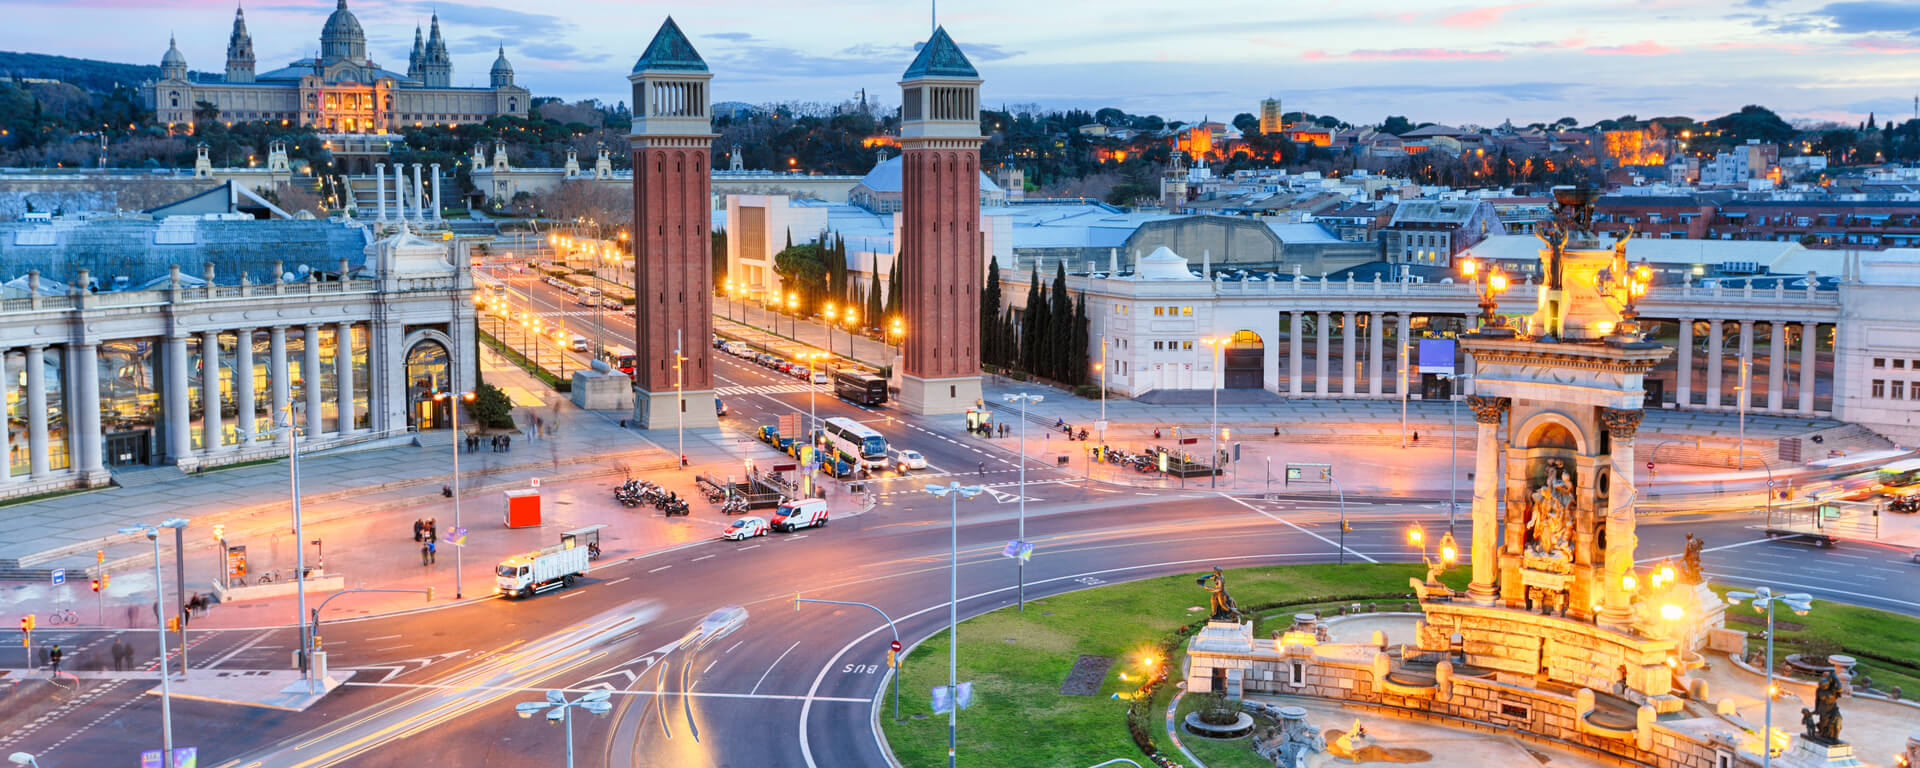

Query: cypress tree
left=867, top=267, right=884, bottom=334
left=1021, top=269, right=1043, bottom=374
left=981, top=259, right=1003, bottom=367
left=1001, top=307, right=1019, bottom=369
left=1048, top=262, right=1072, bottom=381
left=884, top=255, right=903, bottom=326
left=1069, top=290, right=1091, bottom=386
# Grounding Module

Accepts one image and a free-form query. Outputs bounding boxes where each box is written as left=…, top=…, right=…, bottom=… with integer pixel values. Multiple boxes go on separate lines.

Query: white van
left=575, top=286, right=602, bottom=306
left=770, top=498, right=829, bottom=532
left=570, top=334, right=589, bottom=352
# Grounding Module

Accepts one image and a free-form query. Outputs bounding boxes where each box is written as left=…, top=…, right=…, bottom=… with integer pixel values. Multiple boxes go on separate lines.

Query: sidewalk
left=0, top=344, right=736, bottom=627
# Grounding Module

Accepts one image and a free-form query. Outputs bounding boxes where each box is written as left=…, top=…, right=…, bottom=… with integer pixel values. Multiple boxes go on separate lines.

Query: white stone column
left=1705, top=319, right=1724, bottom=408
left=234, top=330, right=256, bottom=444
left=1598, top=408, right=1643, bottom=630
left=0, top=349, right=11, bottom=481
left=165, top=335, right=192, bottom=461
left=1340, top=312, right=1356, bottom=396
left=304, top=324, right=324, bottom=434
left=1738, top=319, right=1755, bottom=412
left=430, top=163, right=443, bottom=222
left=375, top=163, right=388, bottom=222
left=411, top=164, right=425, bottom=224
left=25, top=345, right=50, bottom=478
left=1462, top=352, right=1477, bottom=395
left=392, top=169, right=406, bottom=222
left=336, top=322, right=355, bottom=433
left=1367, top=311, right=1383, bottom=397
left=1799, top=321, right=1818, bottom=414
left=269, top=326, right=290, bottom=425
left=72, top=342, right=102, bottom=475
left=1288, top=311, right=1304, bottom=395
left=1676, top=317, right=1693, bottom=407
left=1767, top=320, right=1787, bottom=412
left=1466, top=395, right=1507, bottom=604
left=201, top=330, right=225, bottom=452
left=1314, top=310, right=1331, bottom=396
left=1396, top=312, right=1413, bottom=396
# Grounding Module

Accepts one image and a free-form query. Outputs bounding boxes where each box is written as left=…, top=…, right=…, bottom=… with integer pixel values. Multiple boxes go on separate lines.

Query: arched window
left=508, top=98, right=517, bottom=112
left=404, top=340, right=451, bottom=430
left=170, top=92, right=179, bottom=108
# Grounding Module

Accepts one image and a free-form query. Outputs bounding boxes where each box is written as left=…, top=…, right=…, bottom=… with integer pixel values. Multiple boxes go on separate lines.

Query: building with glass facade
left=0, top=216, right=475, bottom=499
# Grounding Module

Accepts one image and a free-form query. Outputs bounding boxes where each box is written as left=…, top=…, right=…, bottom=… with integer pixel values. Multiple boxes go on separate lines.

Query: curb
left=1164, top=688, right=1206, bottom=768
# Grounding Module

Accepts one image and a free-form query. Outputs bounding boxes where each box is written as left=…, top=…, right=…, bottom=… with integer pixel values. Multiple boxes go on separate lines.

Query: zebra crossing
left=715, top=383, right=819, bottom=396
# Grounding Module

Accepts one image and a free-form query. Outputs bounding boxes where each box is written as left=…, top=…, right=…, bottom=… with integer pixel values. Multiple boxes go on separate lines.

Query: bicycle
left=256, top=570, right=280, bottom=585
left=45, top=608, right=79, bottom=625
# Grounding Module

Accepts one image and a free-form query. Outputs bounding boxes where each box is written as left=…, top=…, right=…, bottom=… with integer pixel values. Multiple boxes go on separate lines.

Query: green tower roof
left=632, top=17, right=708, bottom=73
left=902, top=27, right=977, bottom=79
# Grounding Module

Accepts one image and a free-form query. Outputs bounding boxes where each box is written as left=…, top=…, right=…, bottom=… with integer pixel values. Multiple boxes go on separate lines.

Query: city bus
left=1873, top=457, right=1920, bottom=498
left=601, top=345, right=637, bottom=376
left=821, top=416, right=888, bottom=470
left=833, top=369, right=889, bottom=406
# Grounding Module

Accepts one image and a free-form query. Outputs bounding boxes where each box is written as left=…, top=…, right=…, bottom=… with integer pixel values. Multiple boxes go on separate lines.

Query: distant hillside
left=0, top=51, right=212, bottom=93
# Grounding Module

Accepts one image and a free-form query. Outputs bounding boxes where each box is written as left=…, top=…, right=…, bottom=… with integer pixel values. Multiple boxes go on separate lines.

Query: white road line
left=366, top=634, right=404, bottom=642
left=740, top=544, right=761, bottom=551
left=1829, top=553, right=1870, bottom=560
left=1638, top=536, right=1773, bottom=563
left=649, top=565, right=673, bottom=573
left=340, top=680, right=865, bottom=702
left=200, top=629, right=274, bottom=670
left=692, top=554, right=716, bottom=562
left=751, top=640, right=802, bottom=696
left=559, top=591, right=585, bottom=600
left=1219, top=493, right=1377, bottom=563
left=703, top=660, right=719, bottom=675
left=375, top=644, right=414, bottom=652
left=605, top=577, right=631, bottom=587
left=788, top=534, right=809, bottom=541
left=1704, top=569, right=1920, bottom=609
left=723, top=640, right=744, bottom=655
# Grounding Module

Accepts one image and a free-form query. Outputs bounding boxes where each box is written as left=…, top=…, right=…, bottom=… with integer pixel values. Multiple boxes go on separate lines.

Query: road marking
left=1703, top=569, right=1920, bottom=609
left=201, top=629, right=274, bottom=670
left=1830, top=553, right=1870, bottom=560
left=340, top=680, right=865, bottom=702
left=1219, top=493, right=1377, bottom=563
left=366, top=635, right=404, bottom=642
left=723, top=640, right=744, bottom=655
left=558, top=591, right=585, bottom=600
left=739, top=545, right=761, bottom=551
left=788, top=534, right=809, bottom=541
left=751, top=640, right=802, bottom=696
left=703, top=660, right=719, bottom=675
left=605, top=577, right=631, bottom=587
left=375, top=645, right=414, bottom=652
left=649, top=565, right=673, bottom=573
left=1637, top=536, right=1772, bottom=563
left=692, top=554, right=716, bottom=562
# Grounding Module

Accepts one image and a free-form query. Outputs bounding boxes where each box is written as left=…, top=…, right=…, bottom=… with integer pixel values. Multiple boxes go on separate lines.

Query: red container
left=503, top=488, right=542, bottom=528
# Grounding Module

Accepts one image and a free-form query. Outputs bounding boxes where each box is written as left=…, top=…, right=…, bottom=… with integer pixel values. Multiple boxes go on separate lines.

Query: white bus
left=821, top=416, right=888, bottom=470
left=575, top=286, right=602, bottom=306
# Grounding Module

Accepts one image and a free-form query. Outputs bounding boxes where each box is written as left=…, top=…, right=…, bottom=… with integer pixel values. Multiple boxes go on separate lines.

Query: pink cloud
left=1348, top=48, right=1509, bottom=61
left=1439, top=2, right=1542, bottom=29
left=1848, top=38, right=1920, bottom=53
left=1301, top=49, right=1332, bottom=61
left=1582, top=40, right=1678, bottom=56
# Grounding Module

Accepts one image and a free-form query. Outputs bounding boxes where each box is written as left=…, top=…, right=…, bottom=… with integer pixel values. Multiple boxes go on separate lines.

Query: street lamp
left=724, top=280, right=736, bottom=322
left=1459, top=258, right=1513, bottom=335
left=786, top=293, right=799, bottom=340
left=843, top=310, right=859, bottom=363
left=1437, top=372, right=1473, bottom=535
left=1726, top=586, right=1812, bottom=768
left=888, top=318, right=904, bottom=375
left=1002, top=393, right=1043, bottom=610
left=1096, top=336, right=1108, bottom=443
left=825, top=304, right=839, bottom=358
left=8, top=752, right=40, bottom=768
left=801, top=351, right=824, bottom=438
left=117, top=517, right=188, bottom=768
left=433, top=389, right=477, bottom=598
left=1200, top=337, right=1224, bottom=489
left=514, top=689, right=613, bottom=768
left=261, top=404, right=320, bottom=691
left=925, top=481, right=985, bottom=768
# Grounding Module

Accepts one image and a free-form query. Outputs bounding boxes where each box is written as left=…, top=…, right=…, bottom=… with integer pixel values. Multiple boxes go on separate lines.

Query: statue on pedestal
left=1527, top=462, right=1575, bottom=563
left=1198, top=566, right=1240, bottom=623
left=1802, top=668, right=1845, bottom=745
left=1681, top=533, right=1705, bottom=585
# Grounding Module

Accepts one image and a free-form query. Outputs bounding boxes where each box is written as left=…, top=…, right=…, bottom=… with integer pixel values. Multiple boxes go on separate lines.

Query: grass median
left=1712, top=584, right=1920, bottom=697
left=881, top=562, right=1455, bottom=768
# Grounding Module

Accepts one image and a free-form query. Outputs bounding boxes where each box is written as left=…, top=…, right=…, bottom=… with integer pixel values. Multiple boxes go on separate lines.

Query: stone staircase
left=0, top=558, right=52, bottom=582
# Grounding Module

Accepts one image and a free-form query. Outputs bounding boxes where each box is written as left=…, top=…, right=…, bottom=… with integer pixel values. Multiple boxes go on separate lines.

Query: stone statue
left=1802, top=668, right=1844, bottom=745
left=1681, top=533, right=1705, bottom=585
left=1198, top=566, right=1239, bottom=623
left=1527, top=462, right=1575, bottom=563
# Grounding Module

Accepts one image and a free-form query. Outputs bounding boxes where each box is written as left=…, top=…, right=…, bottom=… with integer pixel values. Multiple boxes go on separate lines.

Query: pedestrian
left=427, top=518, right=438, bottom=542
left=413, top=518, right=424, bottom=542
left=421, top=541, right=432, bottom=566
left=1413, top=431, right=1420, bottom=444
left=180, top=604, right=191, bottom=629
left=1273, top=427, right=1280, bottom=437
left=111, top=638, right=127, bottom=671
left=48, top=644, right=62, bottom=675
left=504, top=434, right=512, bottom=452
left=977, top=461, right=985, bottom=475
left=426, top=538, right=437, bottom=564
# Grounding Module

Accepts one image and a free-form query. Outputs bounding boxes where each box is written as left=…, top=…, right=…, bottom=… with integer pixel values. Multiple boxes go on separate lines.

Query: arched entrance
left=1223, top=330, right=1263, bottom=389
left=405, top=340, right=451, bottom=429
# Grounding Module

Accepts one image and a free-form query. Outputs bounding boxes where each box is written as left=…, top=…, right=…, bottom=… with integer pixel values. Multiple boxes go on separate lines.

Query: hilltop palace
left=143, top=0, right=529, bottom=134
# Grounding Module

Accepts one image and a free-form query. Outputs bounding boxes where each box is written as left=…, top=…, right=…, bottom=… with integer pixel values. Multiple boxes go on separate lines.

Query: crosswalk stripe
left=716, top=384, right=817, bottom=396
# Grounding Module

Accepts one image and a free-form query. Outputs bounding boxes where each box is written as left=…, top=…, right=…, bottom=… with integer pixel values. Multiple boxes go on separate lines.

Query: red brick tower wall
left=899, top=145, right=980, bottom=380
left=632, top=140, right=713, bottom=394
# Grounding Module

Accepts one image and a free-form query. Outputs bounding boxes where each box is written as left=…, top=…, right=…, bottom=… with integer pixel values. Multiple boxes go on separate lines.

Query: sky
left=13, top=0, right=1920, bottom=127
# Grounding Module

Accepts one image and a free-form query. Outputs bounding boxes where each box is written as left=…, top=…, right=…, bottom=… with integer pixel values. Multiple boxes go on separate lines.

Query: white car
left=722, top=516, right=768, bottom=540
left=685, top=605, right=749, bottom=650
left=897, top=450, right=928, bottom=470
left=811, top=370, right=829, bottom=385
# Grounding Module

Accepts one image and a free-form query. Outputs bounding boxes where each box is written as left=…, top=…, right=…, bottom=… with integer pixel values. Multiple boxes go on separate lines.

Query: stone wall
left=1418, top=602, right=1676, bottom=699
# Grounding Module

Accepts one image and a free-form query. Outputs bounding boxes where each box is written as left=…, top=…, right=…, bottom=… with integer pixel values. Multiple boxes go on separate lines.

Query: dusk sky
left=16, top=0, right=1920, bottom=127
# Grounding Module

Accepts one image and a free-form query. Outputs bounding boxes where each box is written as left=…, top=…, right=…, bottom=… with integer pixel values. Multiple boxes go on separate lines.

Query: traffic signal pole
left=174, top=525, right=189, bottom=678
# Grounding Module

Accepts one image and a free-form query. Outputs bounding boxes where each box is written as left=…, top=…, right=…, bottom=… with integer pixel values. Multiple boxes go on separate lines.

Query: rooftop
left=632, top=17, right=708, bottom=73
left=902, top=26, right=978, bottom=79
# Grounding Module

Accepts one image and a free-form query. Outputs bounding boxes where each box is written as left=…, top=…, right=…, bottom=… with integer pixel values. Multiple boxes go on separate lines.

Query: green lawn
left=1714, top=585, right=1920, bottom=698
left=1170, top=691, right=1274, bottom=768
left=883, top=563, right=1448, bottom=768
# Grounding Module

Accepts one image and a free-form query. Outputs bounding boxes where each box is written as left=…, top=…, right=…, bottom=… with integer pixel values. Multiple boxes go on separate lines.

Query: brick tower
left=896, top=27, right=985, bottom=415
left=628, top=18, right=717, bottom=430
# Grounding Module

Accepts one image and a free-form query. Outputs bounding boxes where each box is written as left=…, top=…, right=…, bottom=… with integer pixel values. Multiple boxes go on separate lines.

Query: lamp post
left=433, top=389, right=476, bottom=598
left=1201, top=337, right=1224, bottom=489
left=803, top=351, right=823, bottom=438
left=925, top=481, right=985, bottom=768
left=117, top=517, right=188, bottom=768
left=1725, top=586, right=1812, bottom=768
left=1737, top=358, right=1751, bottom=471
left=786, top=293, right=798, bottom=341
left=1459, top=257, right=1513, bottom=335
left=1438, top=372, right=1473, bottom=535
left=1002, top=393, right=1043, bottom=610
left=844, top=310, right=859, bottom=365
left=889, top=318, right=903, bottom=376
left=675, top=330, right=686, bottom=468
left=1329, top=468, right=1348, bottom=565
left=1097, top=337, right=1108, bottom=444
left=825, top=304, right=838, bottom=358
left=514, top=689, right=613, bottom=768
left=262, top=404, right=318, bottom=691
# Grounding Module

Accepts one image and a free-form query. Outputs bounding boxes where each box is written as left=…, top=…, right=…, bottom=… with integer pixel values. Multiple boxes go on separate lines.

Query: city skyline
left=11, top=0, right=1920, bottom=127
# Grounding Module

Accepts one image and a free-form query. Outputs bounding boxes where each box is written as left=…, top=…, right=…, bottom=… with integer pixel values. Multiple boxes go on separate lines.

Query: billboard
left=1418, top=338, right=1456, bottom=376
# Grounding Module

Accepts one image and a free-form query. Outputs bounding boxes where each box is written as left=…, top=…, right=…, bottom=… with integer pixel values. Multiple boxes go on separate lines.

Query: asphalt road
left=7, top=274, right=1919, bottom=766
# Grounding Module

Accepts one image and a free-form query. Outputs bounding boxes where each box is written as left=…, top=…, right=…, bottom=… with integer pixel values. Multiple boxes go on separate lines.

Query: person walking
left=421, top=540, right=432, bottom=566
left=426, top=537, right=437, bottom=564
left=426, top=518, right=437, bottom=543
left=413, top=518, right=424, bottom=542
left=48, top=644, right=62, bottom=676
left=112, top=638, right=129, bottom=671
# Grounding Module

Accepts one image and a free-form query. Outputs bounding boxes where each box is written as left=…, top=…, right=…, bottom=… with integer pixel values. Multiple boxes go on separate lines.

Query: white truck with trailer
left=496, top=537, right=591, bottom=598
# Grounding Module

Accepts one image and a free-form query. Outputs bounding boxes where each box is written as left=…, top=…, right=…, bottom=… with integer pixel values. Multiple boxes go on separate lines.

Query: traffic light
left=90, top=578, right=100, bottom=593
left=101, top=574, right=109, bottom=590
left=21, top=615, right=33, bottom=632
left=166, top=616, right=179, bottom=632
